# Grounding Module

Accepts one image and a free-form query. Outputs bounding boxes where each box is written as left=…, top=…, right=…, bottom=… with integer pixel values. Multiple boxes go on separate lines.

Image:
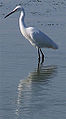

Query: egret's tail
left=52, top=42, right=58, bottom=49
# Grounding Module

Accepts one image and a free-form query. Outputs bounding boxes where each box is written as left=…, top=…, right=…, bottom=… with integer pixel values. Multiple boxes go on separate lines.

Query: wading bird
left=5, top=6, right=58, bottom=64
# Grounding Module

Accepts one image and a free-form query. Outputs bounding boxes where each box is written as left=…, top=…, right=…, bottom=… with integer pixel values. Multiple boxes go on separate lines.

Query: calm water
left=0, top=0, right=66, bottom=119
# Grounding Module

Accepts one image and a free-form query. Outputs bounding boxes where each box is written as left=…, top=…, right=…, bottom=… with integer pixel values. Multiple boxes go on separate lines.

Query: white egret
left=5, top=5, right=58, bottom=63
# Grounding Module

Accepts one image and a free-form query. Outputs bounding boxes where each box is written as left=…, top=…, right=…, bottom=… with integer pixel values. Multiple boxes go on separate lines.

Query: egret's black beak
left=4, top=10, right=16, bottom=18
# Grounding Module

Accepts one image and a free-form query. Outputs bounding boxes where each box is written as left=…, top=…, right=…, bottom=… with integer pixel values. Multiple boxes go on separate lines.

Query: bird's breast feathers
left=25, top=27, right=40, bottom=47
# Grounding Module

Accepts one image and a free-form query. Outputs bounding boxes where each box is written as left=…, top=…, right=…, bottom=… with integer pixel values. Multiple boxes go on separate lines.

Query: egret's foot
left=38, top=61, right=40, bottom=69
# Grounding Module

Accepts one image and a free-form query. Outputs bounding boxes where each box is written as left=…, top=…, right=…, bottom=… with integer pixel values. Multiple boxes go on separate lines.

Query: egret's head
left=4, top=5, right=24, bottom=18
left=13, top=6, right=22, bottom=12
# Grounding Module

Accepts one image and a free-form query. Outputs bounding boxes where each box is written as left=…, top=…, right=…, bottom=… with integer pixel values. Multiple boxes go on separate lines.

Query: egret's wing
left=27, top=27, right=58, bottom=49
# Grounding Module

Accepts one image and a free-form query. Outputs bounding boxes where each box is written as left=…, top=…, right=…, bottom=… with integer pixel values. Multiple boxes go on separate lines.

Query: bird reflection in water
left=16, top=64, right=57, bottom=118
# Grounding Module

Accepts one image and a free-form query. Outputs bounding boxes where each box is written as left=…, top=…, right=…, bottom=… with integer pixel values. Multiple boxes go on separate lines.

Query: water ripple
left=16, top=65, right=57, bottom=118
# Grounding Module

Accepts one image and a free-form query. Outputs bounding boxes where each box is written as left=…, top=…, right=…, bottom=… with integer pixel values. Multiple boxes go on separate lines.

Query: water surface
left=0, top=0, right=66, bottom=119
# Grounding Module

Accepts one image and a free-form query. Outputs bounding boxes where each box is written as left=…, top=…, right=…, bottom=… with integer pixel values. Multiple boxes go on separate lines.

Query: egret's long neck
left=19, top=11, right=26, bottom=35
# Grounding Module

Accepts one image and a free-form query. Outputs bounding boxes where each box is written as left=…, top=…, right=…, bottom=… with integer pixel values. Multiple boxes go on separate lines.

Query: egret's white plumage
left=5, top=5, right=58, bottom=63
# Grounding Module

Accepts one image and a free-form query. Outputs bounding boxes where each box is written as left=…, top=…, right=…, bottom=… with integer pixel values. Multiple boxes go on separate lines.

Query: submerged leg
left=38, top=48, right=40, bottom=63
left=40, top=48, right=44, bottom=64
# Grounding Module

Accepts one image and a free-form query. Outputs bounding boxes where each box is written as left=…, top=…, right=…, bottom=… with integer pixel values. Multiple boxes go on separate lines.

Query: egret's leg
left=38, top=48, right=40, bottom=63
left=40, top=48, right=44, bottom=63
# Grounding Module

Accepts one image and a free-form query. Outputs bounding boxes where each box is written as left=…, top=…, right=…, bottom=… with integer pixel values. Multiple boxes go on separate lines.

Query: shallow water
left=0, top=0, right=66, bottom=119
